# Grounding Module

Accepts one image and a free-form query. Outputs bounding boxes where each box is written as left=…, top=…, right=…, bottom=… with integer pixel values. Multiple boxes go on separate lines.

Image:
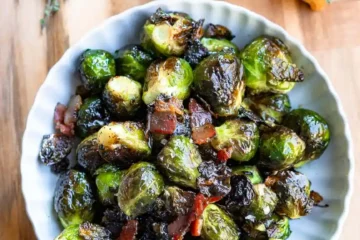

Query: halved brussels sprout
left=115, top=45, right=153, bottom=82
left=202, top=204, right=240, bottom=240
left=157, top=135, right=202, bottom=189
left=79, top=49, right=116, bottom=92
left=54, top=170, right=95, bottom=227
left=201, top=38, right=239, bottom=54
left=282, top=108, right=330, bottom=167
left=76, top=97, right=110, bottom=138
left=193, top=52, right=245, bottom=116
left=117, top=162, right=164, bottom=217
left=242, top=93, right=291, bottom=126
left=97, top=122, right=151, bottom=165
left=103, top=76, right=142, bottom=118
left=257, top=126, right=305, bottom=170
left=141, top=9, right=194, bottom=56
left=76, top=132, right=105, bottom=174
left=211, top=119, right=259, bottom=162
left=231, top=165, right=263, bottom=184
left=265, top=170, right=315, bottom=219
left=39, top=134, right=72, bottom=165
left=55, top=222, right=111, bottom=240
left=94, top=164, right=125, bottom=206
left=240, top=36, right=304, bottom=94
left=142, top=57, right=193, bottom=105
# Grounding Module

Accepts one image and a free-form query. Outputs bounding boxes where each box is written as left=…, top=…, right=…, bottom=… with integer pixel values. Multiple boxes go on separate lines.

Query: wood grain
left=0, top=0, right=359, bottom=239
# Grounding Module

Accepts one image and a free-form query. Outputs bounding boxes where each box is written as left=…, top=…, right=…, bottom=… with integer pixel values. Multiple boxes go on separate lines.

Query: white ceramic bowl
left=21, top=0, right=354, bottom=239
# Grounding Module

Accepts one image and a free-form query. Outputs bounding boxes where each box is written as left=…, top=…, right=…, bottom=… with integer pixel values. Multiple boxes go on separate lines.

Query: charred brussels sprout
left=103, top=76, right=142, bottom=118
left=201, top=38, right=239, bottom=54
left=257, top=126, right=305, bottom=170
left=97, top=122, right=151, bottom=165
left=163, top=186, right=196, bottom=216
left=193, top=52, right=245, bottom=116
left=76, top=132, right=105, bottom=174
left=204, top=24, right=234, bottom=40
left=54, top=170, right=95, bottom=227
left=211, top=119, right=259, bottom=162
left=202, top=204, right=240, bottom=240
left=117, top=162, right=164, bottom=217
left=231, top=165, right=263, bottom=184
left=115, top=45, right=153, bottom=82
left=142, top=9, right=194, bottom=56
left=157, top=135, right=202, bottom=188
left=266, top=215, right=291, bottom=240
left=76, top=97, right=110, bottom=138
left=39, top=134, right=72, bottom=165
left=265, top=170, right=315, bottom=219
left=142, top=57, right=193, bottom=105
left=240, top=36, right=304, bottom=94
left=94, top=164, right=125, bottom=206
left=243, top=93, right=291, bottom=126
left=55, top=222, right=111, bottom=240
left=282, top=108, right=330, bottom=167
left=79, top=49, right=116, bottom=92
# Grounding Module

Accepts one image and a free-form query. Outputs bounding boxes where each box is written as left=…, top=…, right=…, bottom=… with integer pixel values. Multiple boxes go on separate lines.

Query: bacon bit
left=173, top=235, right=183, bottom=240
left=189, top=99, right=215, bottom=144
left=207, top=196, right=223, bottom=203
left=54, top=95, right=82, bottom=136
left=310, top=191, right=324, bottom=204
left=154, top=97, right=184, bottom=115
left=119, top=220, right=138, bottom=240
left=192, top=124, right=216, bottom=145
left=64, top=95, right=82, bottom=125
left=190, top=219, right=203, bottom=237
left=217, top=147, right=233, bottom=162
left=168, top=215, right=191, bottom=239
left=150, top=111, right=177, bottom=134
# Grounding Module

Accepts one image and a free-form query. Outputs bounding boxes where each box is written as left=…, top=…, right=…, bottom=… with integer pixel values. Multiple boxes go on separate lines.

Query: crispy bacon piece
left=192, top=124, right=216, bottom=145
left=217, top=147, right=233, bottom=162
left=189, top=99, right=215, bottom=144
left=54, top=95, right=82, bottom=136
left=119, top=220, right=138, bottom=240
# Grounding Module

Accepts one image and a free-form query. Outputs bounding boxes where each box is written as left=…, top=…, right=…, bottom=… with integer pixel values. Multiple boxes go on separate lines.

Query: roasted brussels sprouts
left=157, top=135, right=202, bottom=189
left=211, top=119, right=259, bottom=162
left=54, top=170, right=95, bottom=227
left=94, top=164, right=125, bottom=206
left=39, top=134, right=72, bottom=165
left=101, top=206, right=130, bottom=238
left=76, top=97, right=110, bottom=138
left=163, top=186, right=196, bottom=216
left=55, top=222, right=111, bottom=240
left=141, top=9, right=194, bottom=56
left=231, top=165, right=263, bottom=184
left=76, top=132, right=105, bottom=174
left=184, top=39, right=209, bottom=67
left=117, top=162, right=164, bottom=217
left=193, top=52, right=245, bottom=116
left=201, top=204, right=240, bottom=240
left=282, top=108, right=330, bottom=167
left=257, top=126, right=305, bottom=170
left=242, top=93, right=291, bottom=126
left=97, top=122, right=151, bottom=165
left=115, top=45, right=153, bottom=82
left=201, top=38, right=239, bottom=54
left=142, top=57, right=193, bottom=105
left=265, top=170, right=316, bottom=219
left=240, top=36, right=304, bottom=94
left=79, top=49, right=116, bottom=92
left=204, top=24, right=234, bottom=40
left=103, top=76, right=142, bottom=118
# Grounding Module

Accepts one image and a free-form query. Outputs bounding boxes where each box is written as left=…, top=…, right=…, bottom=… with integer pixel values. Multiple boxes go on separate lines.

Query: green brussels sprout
left=117, top=162, right=164, bottom=217
left=240, top=36, right=304, bottom=94
left=141, top=9, right=194, bottom=56
left=76, top=97, right=110, bottom=138
left=257, top=126, right=305, bottom=170
left=231, top=165, right=263, bottom=184
left=94, top=164, right=125, bottom=206
left=157, top=135, right=202, bottom=189
left=242, top=93, right=291, bottom=126
left=202, top=204, right=240, bottom=240
left=103, top=76, right=142, bottom=118
left=54, top=170, right=95, bottom=228
left=39, top=134, right=72, bottom=165
left=79, top=49, right=116, bottom=92
left=97, top=122, right=151, bottom=165
left=211, top=119, right=259, bottom=162
left=265, top=170, right=315, bottom=219
left=115, top=45, right=153, bottom=82
left=76, top=132, right=105, bottom=174
left=142, top=57, right=193, bottom=105
left=55, top=222, right=111, bottom=240
left=193, top=52, right=245, bottom=116
left=201, top=38, right=239, bottom=54
left=282, top=108, right=330, bottom=167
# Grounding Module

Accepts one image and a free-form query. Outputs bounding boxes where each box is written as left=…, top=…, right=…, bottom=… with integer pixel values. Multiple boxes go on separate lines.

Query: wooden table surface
left=1, top=0, right=359, bottom=239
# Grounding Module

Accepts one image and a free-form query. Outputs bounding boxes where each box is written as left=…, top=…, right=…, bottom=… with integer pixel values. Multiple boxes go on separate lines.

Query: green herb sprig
left=41, top=0, right=60, bottom=30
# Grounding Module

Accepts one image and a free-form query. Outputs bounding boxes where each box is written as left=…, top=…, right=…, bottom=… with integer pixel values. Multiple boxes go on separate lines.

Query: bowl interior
left=21, top=1, right=353, bottom=239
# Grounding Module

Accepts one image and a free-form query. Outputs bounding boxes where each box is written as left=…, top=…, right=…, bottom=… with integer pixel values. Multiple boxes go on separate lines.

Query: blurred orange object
left=303, top=0, right=328, bottom=11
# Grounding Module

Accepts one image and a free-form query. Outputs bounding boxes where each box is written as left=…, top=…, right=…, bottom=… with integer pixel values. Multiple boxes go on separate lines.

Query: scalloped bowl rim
left=21, top=0, right=354, bottom=239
